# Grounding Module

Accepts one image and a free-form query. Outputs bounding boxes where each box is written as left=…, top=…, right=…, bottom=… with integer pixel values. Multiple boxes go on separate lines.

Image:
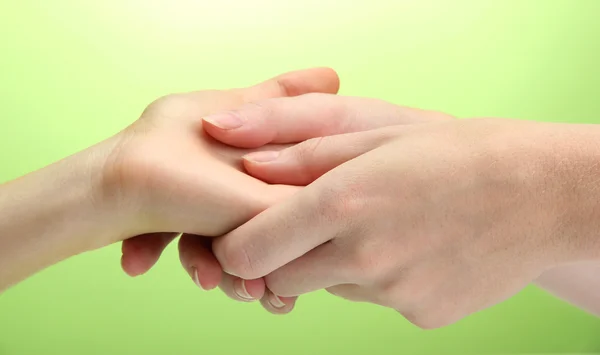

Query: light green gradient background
left=1, top=1, right=599, bottom=354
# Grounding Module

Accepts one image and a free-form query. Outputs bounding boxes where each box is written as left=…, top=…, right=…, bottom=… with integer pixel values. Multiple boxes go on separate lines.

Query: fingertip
left=202, top=117, right=271, bottom=149
left=178, top=234, right=223, bottom=290
left=197, top=263, right=223, bottom=290
left=189, top=265, right=221, bottom=291
left=121, top=238, right=142, bottom=256
left=121, top=234, right=176, bottom=278
left=242, top=158, right=276, bottom=182
left=243, top=157, right=309, bottom=186
left=120, top=252, right=148, bottom=277
left=202, top=117, right=230, bottom=140
left=316, top=67, right=341, bottom=94
left=282, top=67, right=340, bottom=95
left=229, top=278, right=262, bottom=301
left=121, top=240, right=155, bottom=276
left=243, top=150, right=280, bottom=164
left=243, top=278, right=266, bottom=299
left=279, top=296, right=298, bottom=304
left=260, top=292, right=297, bottom=315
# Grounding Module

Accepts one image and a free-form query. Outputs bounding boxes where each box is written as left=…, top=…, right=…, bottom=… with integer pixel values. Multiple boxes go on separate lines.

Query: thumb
left=241, top=127, right=402, bottom=186
left=203, top=94, right=451, bottom=149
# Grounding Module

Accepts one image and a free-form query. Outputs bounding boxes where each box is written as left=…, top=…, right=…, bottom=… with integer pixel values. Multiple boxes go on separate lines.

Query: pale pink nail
left=268, top=293, right=286, bottom=308
left=203, top=113, right=244, bottom=130
left=234, top=279, right=255, bottom=301
left=243, top=151, right=280, bottom=163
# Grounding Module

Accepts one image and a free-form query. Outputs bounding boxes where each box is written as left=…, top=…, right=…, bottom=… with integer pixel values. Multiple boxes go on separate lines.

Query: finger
left=241, top=67, right=340, bottom=102
left=180, top=67, right=340, bottom=116
left=213, top=180, right=340, bottom=280
left=178, top=234, right=222, bottom=290
left=259, top=290, right=297, bottom=315
left=126, top=69, right=339, bottom=277
left=121, top=232, right=178, bottom=277
left=264, top=241, right=351, bottom=297
left=217, top=272, right=266, bottom=302
left=241, top=127, right=400, bottom=185
left=203, top=94, right=451, bottom=148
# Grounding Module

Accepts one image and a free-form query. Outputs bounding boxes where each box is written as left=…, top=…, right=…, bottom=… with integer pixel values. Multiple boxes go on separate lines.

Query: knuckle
left=296, top=137, right=326, bottom=160
left=304, top=92, right=347, bottom=121
left=336, top=181, right=368, bottom=216
left=275, top=76, right=302, bottom=97
left=287, top=137, right=328, bottom=177
left=237, top=101, right=274, bottom=123
left=142, top=94, right=189, bottom=117
left=317, top=183, right=365, bottom=223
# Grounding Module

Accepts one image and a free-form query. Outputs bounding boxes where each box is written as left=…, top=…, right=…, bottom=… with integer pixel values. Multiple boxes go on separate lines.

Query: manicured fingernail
left=203, top=113, right=244, bottom=130
left=243, top=151, right=280, bottom=163
left=234, top=279, right=255, bottom=301
left=191, top=266, right=204, bottom=290
left=268, top=293, right=286, bottom=309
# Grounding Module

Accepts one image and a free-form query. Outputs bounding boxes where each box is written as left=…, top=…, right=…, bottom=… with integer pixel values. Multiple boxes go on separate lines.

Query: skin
left=0, top=68, right=340, bottom=293
left=4, top=69, right=597, bottom=326
left=125, top=93, right=453, bottom=313
left=127, top=93, right=600, bottom=322
left=199, top=95, right=600, bottom=328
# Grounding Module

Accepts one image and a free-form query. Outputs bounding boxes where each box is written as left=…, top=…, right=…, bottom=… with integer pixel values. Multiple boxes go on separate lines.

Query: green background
left=1, top=0, right=599, bottom=354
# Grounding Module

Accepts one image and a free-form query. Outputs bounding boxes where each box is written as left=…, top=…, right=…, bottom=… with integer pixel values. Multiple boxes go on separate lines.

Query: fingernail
left=268, top=293, right=286, bottom=309
left=243, top=151, right=280, bottom=163
left=234, top=279, right=255, bottom=301
left=203, top=113, right=244, bottom=130
left=191, top=266, right=204, bottom=290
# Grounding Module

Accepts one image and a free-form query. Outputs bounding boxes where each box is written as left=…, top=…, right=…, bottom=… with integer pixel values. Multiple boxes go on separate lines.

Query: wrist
left=27, top=141, right=124, bottom=252
left=79, top=133, right=156, bottom=248
left=0, top=139, right=128, bottom=289
left=531, top=123, right=600, bottom=264
left=481, top=119, right=600, bottom=270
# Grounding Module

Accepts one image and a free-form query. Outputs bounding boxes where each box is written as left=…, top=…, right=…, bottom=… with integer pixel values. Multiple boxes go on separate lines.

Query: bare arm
left=0, top=141, right=119, bottom=291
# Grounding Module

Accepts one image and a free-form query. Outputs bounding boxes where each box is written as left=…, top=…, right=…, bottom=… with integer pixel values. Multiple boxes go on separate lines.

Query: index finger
left=202, top=95, right=451, bottom=148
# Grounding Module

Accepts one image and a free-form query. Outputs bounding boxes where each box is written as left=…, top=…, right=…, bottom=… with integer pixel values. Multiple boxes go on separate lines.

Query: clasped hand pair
left=5, top=68, right=597, bottom=330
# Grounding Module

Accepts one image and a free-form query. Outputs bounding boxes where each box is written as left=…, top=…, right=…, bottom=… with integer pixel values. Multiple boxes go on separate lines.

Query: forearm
left=0, top=142, right=117, bottom=292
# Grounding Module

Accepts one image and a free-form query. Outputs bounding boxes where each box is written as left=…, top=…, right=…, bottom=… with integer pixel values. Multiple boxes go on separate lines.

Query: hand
left=110, top=67, right=339, bottom=291
left=213, top=112, right=600, bottom=327
left=0, top=68, right=339, bottom=290
left=203, top=93, right=452, bottom=312
left=123, top=92, right=453, bottom=313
